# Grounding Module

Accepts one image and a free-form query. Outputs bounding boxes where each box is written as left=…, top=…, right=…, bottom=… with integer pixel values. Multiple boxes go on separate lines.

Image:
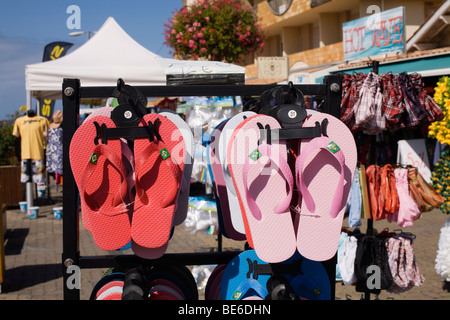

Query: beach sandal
left=207, top=120, right=246, bottom=240
left=159, top=110, right=195, bottom=226
left=218, top=111, right=256, bottom=238
left=70, top=116, right=131, bottom=251
left=89, top=272, right=125, bottom=300
left=220, top=250, right=271, bottom=300
left=131, top=113, right=183, bottom=251
left=228, top=114, right=296, bottom=263
left=295, top=113, right=357, bottom=262
left=205, top=264, right=227, bottom=300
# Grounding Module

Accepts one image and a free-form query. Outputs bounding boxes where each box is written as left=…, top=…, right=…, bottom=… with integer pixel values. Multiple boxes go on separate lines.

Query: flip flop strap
left=134, top=140, right=181, bottom=208
left=242, top=142, right=294, bottom=221
left=232, top=279, right=267, bottom=300
left=81, top=143, right=128, bottom=214
left=296, top=136, right=346, bottom=219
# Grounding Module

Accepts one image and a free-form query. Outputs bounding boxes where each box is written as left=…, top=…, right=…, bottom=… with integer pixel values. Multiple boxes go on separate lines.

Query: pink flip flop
left=131, top=113, right=184, bottom=250
left=209, top=120, right=246, bottom=241
left=295, top=113, right=357, bottom=261
left=228, top=114, right=296, bottom=263
left=70, top=115, right=131, bottom=251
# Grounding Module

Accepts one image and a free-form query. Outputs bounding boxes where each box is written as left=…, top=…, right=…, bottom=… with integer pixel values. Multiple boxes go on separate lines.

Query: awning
left=332, top=49, right=450, bottom=77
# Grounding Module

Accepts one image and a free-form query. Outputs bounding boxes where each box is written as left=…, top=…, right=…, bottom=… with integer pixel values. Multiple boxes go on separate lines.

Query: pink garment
left=386, top=235, right=424, bottom=293
left=387, top=168, right=420, bottom=227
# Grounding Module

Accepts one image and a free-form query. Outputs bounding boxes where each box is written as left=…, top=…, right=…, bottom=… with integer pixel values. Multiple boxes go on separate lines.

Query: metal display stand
left=62, top=76, right=342, bottom=300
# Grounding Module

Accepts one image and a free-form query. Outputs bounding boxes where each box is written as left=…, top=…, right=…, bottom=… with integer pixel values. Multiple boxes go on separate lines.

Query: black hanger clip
left=246, top=258, right=304, bottom=280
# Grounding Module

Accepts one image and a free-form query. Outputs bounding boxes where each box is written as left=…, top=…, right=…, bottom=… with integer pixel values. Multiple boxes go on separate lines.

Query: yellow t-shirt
left=12, top=115, right=49, bottom=160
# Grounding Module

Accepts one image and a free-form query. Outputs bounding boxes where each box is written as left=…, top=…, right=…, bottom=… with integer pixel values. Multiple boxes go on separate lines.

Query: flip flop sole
left=131, top=113, right=184, bottom=249
left=70, top=116, right=131, bottom=250
left=218, top=111, right=256, bottom=236
left=228, top=114, right=296, bottom=263
left=296, top=113, right=357, bottom=261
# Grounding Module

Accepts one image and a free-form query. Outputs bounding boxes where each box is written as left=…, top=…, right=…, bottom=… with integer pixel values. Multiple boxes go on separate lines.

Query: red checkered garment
left=409, top=73, right=444, bottom=123
left=354, top=72, right=378, bottom=130
left=381, top=73, right=405, bottom=131
left=340, top=73, right=367, bottom=131
left=398, top=73, right=428, bottom=127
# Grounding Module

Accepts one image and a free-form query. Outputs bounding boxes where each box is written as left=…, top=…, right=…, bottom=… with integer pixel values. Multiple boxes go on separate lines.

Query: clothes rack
left=62, top=75, right=342, bottom=300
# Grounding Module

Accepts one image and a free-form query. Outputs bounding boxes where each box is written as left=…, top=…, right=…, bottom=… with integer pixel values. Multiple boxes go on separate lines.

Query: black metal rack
left=61, top=75, right=343, bottom=300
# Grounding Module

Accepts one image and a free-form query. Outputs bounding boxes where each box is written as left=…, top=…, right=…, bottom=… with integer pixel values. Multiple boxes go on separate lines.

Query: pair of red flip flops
left=70, top=111, right=186, bottom=256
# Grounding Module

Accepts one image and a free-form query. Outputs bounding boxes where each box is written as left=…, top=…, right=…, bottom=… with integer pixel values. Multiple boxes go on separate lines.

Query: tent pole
left=26, top=91, right=32, bottom=111
left=25, top=91, right=33, bottom=215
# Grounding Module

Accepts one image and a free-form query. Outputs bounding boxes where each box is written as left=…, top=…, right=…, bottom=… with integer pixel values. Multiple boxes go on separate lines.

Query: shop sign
left=342, top=6, right=405, bottom=61
left=257, top=57, right=289, bottom=79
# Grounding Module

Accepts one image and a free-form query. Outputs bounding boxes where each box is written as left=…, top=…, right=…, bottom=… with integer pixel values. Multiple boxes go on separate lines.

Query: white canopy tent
left=25, top=17, right=245, bottom=104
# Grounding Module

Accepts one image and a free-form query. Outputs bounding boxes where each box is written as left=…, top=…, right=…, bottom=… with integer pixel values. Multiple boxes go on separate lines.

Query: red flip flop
left=70, top=116, right=131, bottom=250
left=131, top=113, right=184, bottom=249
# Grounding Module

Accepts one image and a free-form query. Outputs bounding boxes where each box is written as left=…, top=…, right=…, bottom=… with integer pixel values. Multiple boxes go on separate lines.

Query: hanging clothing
left=340, top=72, right=443, bottom=133
left=388, top=168, right=421, bottom=228
left=354, top=72, right=378, bottom=130
left=20, top=159, right=45, bottom=184
left=347, top=167, right=362, bottom=227
left=338, top=234, right=358, bottom=285
left=385, top=234, right=424, bottom=293
left=46, top=126, right=63, bottom=175
left=12, top=114, right=49, bottom=160
left=354, top=233, right=393, bottom=294
left=381, top=72, right=404, bottom=131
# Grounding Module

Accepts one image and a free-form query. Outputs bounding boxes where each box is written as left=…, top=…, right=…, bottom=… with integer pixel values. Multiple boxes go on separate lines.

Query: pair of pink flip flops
left=70, top=108, right=190, bottom=258
left=227, top=112, right=357, bottom=263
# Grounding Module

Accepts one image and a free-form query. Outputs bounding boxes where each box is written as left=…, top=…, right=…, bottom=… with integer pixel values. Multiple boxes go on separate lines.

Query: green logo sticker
left=326, top=141, right=340, bottom=153
left=313, top=287, right=321, bottom=296
left=89, top=152, right=98, bottom=165
left=249, top=149, right=261, bottom=161
left=232, top=290, right=242, bottom=300
left=160, top=148, right=170, bottom=160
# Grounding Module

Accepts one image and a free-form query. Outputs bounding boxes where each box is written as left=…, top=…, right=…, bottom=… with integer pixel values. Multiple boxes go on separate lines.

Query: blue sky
left=0, top=0, right=182, bottom=120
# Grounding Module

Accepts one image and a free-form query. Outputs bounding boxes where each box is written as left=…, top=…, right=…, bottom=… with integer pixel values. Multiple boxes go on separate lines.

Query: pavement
left=1, top=183, right=450, bottom=300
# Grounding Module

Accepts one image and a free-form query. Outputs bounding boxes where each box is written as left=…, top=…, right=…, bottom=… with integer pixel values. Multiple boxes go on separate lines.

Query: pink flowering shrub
left=164, top=0, right=266, bottom=63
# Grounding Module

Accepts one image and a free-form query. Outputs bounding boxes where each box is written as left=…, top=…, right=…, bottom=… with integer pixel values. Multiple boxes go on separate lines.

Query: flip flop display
left=74, top=80, right=360, bottom=301
left=295, top=113, right=357, bottom=261
left=228, top=114, right=296, bottom=263
left=70, top=104, right=190, bottom=257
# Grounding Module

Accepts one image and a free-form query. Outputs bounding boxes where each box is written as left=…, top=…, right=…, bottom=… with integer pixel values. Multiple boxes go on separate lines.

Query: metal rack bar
left=62, top=76, right=342, bottom=300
